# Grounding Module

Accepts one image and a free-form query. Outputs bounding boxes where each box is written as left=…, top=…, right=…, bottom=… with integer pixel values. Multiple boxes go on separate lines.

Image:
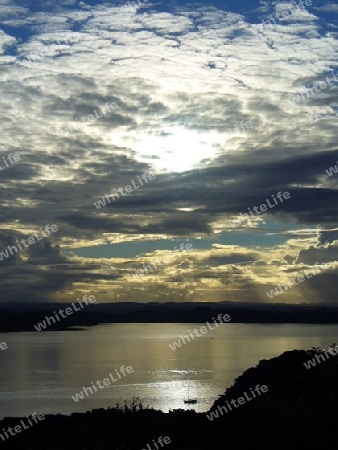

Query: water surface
left=0, top=323, right=337, bottom=418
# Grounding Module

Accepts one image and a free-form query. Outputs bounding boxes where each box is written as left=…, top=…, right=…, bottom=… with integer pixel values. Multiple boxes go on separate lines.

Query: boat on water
left=184, top=398, right=197, bottom=404
left=184, top=385, right=197, bottom=404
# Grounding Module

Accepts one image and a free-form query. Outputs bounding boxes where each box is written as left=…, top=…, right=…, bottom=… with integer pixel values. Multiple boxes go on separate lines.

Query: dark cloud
left=0, top=0, right=338, bottom=303
left=27, top=240, right=66, bottom=264
left=317, top=227, right=338, bottom=245
left=296, top=241, right=338, bottom=265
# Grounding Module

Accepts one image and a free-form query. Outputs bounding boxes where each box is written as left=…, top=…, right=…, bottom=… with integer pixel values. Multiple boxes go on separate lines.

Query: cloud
left=317, top=227, right=338, bottom=245
left=296, top=240, right=338, bottom=265
left=0, top=0, right=338, bottom=303
left=314, top=4, right=338, bottom=12
left=27, top=240, right=66, bottom=265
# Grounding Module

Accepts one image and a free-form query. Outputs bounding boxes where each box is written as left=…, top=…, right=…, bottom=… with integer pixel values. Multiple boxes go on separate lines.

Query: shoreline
left=0, top=347, right=337, bottom=448
left=1, top=319, right=338, bottom=333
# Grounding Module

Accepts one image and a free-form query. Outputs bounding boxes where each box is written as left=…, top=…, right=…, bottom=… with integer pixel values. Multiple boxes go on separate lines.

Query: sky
left=1, top=0, right=338, bottom=304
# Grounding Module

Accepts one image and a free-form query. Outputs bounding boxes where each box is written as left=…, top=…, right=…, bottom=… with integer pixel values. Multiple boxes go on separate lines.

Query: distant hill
left=1, top=301, right=338, bottom=332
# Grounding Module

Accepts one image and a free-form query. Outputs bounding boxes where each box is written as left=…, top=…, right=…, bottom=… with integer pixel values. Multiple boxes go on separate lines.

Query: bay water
left=0, top=323, right=337, bottom=418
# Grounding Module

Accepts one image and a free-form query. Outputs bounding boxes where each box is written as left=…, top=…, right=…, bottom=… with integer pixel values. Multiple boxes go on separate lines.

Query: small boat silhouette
left=184, top=385, right=197, bottom=404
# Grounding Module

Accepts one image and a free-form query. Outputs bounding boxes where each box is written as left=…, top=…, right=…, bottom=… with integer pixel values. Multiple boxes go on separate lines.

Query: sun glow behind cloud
left=0, top=0, right=338, bottom=303
left=113, top=127, right=222, bottom=172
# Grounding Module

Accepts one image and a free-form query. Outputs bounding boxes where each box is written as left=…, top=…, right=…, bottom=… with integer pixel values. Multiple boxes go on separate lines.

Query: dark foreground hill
left=1, top=347, right=338, bottom=449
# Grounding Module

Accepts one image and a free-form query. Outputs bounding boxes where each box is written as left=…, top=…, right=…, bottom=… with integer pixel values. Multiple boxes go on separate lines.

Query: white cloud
left=1, top=0, right=338, bottom=302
